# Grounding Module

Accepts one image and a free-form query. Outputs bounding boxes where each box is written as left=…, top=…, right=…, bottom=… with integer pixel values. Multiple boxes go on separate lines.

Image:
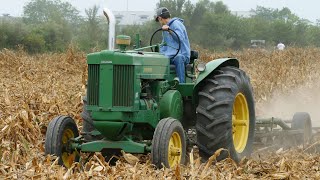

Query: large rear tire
left=151, top=118, right=186, bottom=168
left=81, top=96, right=102, bottom=140
left=45, top=116, right=79, bottom=168
left=196, top=66, right=255, bottom=162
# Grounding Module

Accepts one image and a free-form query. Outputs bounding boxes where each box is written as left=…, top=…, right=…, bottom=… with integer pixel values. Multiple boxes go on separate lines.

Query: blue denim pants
left=170, top=54, right=189, bottom=83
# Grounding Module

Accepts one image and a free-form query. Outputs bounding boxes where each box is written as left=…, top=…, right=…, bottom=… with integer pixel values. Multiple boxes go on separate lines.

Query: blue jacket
left=160, top=17, right=190, bottom=59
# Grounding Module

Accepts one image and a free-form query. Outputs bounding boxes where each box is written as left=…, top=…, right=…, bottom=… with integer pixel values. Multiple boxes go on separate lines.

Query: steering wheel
left=150, top=28, right=181, bottom=59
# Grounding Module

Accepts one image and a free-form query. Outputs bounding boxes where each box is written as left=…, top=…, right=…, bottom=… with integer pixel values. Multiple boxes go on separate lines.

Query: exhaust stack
left=103, top=8, right=115, bottom=50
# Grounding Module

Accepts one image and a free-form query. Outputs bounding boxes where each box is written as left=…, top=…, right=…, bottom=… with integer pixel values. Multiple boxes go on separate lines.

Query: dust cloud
left=256, top=80, right=320, bottom=128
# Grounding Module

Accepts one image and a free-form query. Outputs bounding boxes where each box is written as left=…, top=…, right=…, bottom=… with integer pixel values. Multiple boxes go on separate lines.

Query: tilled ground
left=1, top=47, right=320, bottom=179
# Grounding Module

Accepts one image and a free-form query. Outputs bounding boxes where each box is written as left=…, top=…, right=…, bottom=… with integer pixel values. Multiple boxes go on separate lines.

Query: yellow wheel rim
left=232, top=93, right=249, bottom=153
left=61, top=128, right=76, bottom=168
left=168, top=132, right=182, bottom=168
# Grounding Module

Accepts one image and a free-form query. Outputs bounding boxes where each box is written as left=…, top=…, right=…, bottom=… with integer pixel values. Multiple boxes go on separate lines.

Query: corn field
left=1, top=47, right=320, bottom=179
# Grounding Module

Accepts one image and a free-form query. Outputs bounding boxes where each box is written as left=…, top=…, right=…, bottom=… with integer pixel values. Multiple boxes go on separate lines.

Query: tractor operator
left=155, top=7, right=191, bottom=83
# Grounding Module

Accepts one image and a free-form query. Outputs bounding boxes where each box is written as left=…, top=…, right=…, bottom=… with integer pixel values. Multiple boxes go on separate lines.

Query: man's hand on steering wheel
left=162, top=25, right=174, bottom=35
left=162, top=25, right=169, bottom=30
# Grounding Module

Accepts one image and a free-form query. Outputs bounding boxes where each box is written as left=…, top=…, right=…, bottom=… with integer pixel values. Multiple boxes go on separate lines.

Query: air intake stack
left=103, top=8, right=115, bottom=50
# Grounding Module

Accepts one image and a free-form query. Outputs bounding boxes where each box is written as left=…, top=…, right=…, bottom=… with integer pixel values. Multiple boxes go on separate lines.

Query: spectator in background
left=277, top=42, right=285, bottom=50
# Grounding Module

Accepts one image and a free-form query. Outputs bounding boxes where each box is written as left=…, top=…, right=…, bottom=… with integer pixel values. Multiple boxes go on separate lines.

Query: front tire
left=45, top=116, right=79, bottom=168
left=151, top=118, right=186, bottom=168
left=196, top=66, right=255, bottom=162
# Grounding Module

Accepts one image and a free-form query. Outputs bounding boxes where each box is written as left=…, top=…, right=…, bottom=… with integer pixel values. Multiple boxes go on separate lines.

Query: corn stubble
left=1, top=47, right=320, bottom=179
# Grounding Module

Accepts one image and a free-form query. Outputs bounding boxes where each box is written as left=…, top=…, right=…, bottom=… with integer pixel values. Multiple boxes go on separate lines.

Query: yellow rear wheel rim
left=61, top=128, right=75, bottom=168
left=168, top=132, right=182, bottom=168
left=232, top=93, right=249, bottom=153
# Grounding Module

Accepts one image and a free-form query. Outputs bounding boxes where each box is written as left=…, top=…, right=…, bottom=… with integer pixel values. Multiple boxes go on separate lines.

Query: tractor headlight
left=196, top=63, right=206, bottom=72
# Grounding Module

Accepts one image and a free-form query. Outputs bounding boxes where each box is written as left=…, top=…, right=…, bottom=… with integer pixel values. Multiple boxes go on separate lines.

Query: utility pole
left=126, top=0, right=128, bottom=12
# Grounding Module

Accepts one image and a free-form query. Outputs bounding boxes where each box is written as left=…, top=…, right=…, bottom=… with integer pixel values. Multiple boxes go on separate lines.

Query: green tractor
left=45, top=8, right=255, bottom=168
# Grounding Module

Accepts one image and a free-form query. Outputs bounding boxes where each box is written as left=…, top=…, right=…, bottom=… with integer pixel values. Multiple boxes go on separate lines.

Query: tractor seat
left=170, top=50, right=198, bottom=71
left=189, top=50, right=198, bottom=64
left=170, top=64, right=193, bottom=71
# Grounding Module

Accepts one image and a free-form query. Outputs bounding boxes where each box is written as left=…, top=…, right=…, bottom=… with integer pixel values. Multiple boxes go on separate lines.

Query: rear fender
left=193, top=58, right=239, bottom=104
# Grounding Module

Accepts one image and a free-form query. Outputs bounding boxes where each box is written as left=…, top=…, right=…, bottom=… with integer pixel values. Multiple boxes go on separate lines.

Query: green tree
left=76, top=5, right=109, bottom=51
left=306, top=26, right=320, bottom=47
left=188, top=0, right=212, bottom=42
left=247, top=17, right=272, bottom=43
left=22, top=0, right=81, bottom=52
left=191, top=0, right=212, bottom=25
left=23, top=32, right=46, bottom=53
left=179, top=0, right=194, bottom=28
left=213, top=1, right=230, bottom=14
left=0, top=18, right=27, bottom=49
left=39, top=22, right=72, bottom=51
left=85, top=5, right=102, bottom=47
left=23, top=0, right=80, bottom=25
left=271, top=19, right=293, bottom=44
left=292, top=20, right=309, bottom=46
left=157, top=0, right=186, bottom=17
left=251, top=6, right=299, bottom=23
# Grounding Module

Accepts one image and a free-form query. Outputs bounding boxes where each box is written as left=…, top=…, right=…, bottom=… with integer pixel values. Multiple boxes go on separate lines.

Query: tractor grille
left=87, top=64, right=100, bottom=106
left=113, top=65, right=134, bottom=107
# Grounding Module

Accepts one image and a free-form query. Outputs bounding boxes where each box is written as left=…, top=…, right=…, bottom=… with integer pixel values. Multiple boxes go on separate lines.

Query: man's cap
left=155, top=7, right=170, bottom=22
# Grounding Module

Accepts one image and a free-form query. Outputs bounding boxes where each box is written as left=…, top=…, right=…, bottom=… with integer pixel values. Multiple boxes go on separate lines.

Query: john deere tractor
left=45, top=8, right=255, bottom=168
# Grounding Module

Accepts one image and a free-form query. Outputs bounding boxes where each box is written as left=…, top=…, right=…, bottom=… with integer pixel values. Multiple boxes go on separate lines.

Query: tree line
left=1, top=0, right=320, bottom=53
left=0, top=0, right=108, bottom=53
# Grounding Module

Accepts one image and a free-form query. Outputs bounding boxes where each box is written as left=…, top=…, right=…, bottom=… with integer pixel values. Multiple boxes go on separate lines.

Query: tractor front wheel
left=196, top=66, right=255, bottom=162
left=151, top=118, right=186, bottom=168
left=45, top=116, right=79, bottom=168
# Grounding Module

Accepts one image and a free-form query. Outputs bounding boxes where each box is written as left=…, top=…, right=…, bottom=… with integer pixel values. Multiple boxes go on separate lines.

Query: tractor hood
left=86, top=50, right=170, bottom=113
left=87, top=50, right=170, bottom=79
left=87, top=50, right=169, bottom=66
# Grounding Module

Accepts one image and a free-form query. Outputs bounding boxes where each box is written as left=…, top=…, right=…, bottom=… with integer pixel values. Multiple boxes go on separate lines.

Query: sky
left=0, top=0, right=318, bottom=22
